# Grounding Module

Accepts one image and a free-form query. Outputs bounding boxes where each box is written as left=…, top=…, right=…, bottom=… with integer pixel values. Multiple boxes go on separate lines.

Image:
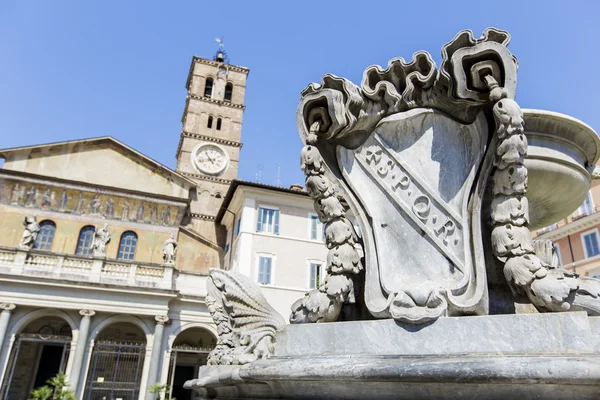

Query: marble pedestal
left=186, top=312, right=600, bottom=399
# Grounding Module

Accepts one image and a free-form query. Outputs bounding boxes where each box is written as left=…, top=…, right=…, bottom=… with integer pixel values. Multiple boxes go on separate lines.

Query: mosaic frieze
left=1, top=179, right=184, bottom=227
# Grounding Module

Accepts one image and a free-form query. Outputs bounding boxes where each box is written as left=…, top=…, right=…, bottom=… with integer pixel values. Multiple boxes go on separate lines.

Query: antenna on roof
left=276, top=163, right=281, bottom=187
left=255, top=165, right=263, bottom=184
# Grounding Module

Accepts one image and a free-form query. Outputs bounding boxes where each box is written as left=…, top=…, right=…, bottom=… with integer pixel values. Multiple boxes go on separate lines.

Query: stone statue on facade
left=19, top=216, right=40, bottom=250
left=90, top=223, right=111, bottom=257
left=162, top=233, right=178, bottom=265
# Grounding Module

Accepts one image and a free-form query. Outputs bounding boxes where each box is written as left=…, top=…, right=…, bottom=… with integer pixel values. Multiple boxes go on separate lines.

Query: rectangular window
left=256, top=207, right=279, bottom=235
left=582, top=231, right=600, bottom=258
left=309, top=262, right=323, bottom=289
left=577, top=192, right=594, bottom=216
left=258, top=255, right=273, bottom=285
left=235, top=218, right=241, bottom=237
left=309, top=214, right=324, bottom=241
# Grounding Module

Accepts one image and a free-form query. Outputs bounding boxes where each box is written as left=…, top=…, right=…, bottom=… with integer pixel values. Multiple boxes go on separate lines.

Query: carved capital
left=0, top=303, right=16, bottom=312
left=79, top=309, right=96, bottom=318
left=155, top=315, right=169, bottom=325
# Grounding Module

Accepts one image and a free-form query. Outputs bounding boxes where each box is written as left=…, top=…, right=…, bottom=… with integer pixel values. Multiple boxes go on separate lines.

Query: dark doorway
left=172, top=366, right=195, bottom=400
left=33, top=344, right=64, bottom=388
left=0, top=316, right=72, bottom=400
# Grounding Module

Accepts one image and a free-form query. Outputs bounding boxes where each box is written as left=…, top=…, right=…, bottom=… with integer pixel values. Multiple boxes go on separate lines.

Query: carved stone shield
left=337, top=108, right=489, bottom=322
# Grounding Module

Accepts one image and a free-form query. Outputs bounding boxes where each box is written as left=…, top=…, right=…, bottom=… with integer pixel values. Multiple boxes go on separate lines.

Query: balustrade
left=0, top=246, right=174, bottom=289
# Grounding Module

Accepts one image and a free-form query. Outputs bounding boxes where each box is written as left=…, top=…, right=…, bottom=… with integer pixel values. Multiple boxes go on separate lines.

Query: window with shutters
left=582, top=229, right=600, bottom=259
left=33, top=220, right=56, bottom=250
left=257, top=255, right=273, bottom=285
left=577, top=191, right=594, bottom=216
left=309, top=214, right=324, bottom=241
left=256, top=207, right=279, bottom=235
left=309, top=261, right=323, bottom=289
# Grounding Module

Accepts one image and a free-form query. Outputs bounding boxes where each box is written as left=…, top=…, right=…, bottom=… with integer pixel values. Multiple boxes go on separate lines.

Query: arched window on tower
left=75, top=225, right=95, bottom=256
left=204, top=77, right=214, bottom=98
left=34, top=220, right=56, bottom=250
left=224, top=83, right=233, bottom=102
left=117, top=231, right=138, bottom=261
left=216, top=118, right=222, bottom=130
left=207, top=116, right=213, bottom=129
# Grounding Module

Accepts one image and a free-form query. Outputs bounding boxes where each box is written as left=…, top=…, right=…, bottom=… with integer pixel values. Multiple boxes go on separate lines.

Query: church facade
left=0, top=51, right=259, bottom=400
left=0, top=49, right=328, bottom=400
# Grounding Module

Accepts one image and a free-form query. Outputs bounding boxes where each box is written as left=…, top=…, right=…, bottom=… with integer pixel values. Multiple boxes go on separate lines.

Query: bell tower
left=175, top=46, right=249, bottom=239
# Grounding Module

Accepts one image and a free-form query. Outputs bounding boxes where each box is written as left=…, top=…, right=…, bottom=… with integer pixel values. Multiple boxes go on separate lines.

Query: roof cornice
left=216, top=179, right=309, bottom=223
left=535, top=212, right=600, bottom=240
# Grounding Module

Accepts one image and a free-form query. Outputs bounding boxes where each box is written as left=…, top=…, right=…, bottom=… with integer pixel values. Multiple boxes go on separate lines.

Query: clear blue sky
left=1, top=1, right=599, bottom=187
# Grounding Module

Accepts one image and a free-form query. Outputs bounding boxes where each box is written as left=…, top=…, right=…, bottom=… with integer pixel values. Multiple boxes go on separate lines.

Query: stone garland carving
left=19, top=216, right=40, bottom=250
left=487, top=79, right=600, bottom=315
left=206, top=269, right=285, bottom=365
left=289, top=122, right=364, bottom=323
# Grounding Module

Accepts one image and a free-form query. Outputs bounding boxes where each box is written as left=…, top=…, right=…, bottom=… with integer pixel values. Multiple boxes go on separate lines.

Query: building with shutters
left=0, top=47, right=330, bottom=400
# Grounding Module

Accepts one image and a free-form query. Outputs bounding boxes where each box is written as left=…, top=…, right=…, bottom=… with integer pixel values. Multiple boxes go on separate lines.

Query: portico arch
left=1, top=312, right=74, bottom=400
left=83, top=315, right=152, bottom=400
left=165, top=324, right=218, bottom=400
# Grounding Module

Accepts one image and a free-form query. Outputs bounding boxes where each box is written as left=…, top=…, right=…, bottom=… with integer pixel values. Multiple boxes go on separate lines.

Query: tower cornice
left=186, top=55, right=249, bottom=90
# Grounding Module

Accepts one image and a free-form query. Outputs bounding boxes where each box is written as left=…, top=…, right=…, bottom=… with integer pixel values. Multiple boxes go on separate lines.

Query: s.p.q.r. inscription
left=358, top=136, right=464, bottom=270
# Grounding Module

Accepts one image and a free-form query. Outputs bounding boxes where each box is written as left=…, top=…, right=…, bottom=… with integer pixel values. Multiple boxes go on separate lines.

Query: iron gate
left=84, top=340, right=145, bottom=400
left=0, top=333, right=71, bottom=400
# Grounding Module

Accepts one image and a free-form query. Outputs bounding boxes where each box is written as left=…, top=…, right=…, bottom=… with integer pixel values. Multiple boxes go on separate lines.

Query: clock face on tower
left=191, top=143, right=229, bottom=175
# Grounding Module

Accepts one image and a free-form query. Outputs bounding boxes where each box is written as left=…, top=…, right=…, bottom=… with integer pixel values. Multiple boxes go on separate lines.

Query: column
left=146, top=315, right=169, bottom=398
left=0, top=303, right=16, bottom=352
left=70, top=309, right=95, bottom=396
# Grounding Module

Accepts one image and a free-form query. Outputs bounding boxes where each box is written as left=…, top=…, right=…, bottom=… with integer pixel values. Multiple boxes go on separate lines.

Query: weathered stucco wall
left=2, top=140, right=191, bottom=198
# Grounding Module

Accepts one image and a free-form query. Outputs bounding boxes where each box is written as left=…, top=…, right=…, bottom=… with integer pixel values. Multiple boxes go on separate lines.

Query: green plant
left=28, top=373, right=76, bottom=400
left=149, top=383, right=176, bottom=400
